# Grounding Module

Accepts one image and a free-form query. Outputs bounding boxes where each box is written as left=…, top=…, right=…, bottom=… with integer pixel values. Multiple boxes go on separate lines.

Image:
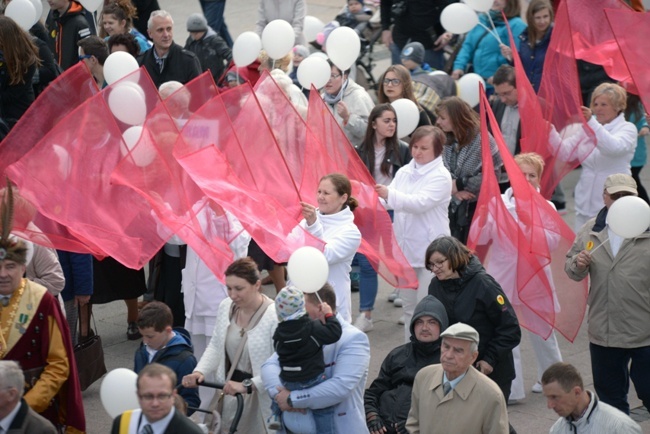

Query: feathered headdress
left=0, top=180, right=27, bottom=264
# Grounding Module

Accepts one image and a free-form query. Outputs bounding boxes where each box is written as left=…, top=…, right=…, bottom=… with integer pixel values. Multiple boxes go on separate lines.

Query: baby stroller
left=185, top=382, right=244, bottom=434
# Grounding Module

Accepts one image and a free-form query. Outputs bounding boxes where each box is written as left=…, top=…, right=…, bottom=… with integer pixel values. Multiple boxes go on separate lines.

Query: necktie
left=443, top=381, right=452, bottom=396
left=141, top=424, right=153, bottom=434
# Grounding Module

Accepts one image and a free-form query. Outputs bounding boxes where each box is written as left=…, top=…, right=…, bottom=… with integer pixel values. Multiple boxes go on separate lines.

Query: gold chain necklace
left=0, top=279, right=26, bottom=357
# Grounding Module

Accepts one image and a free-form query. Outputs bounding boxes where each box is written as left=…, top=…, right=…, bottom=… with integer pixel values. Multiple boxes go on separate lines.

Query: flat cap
left=440, top=322, right=479, bottom=345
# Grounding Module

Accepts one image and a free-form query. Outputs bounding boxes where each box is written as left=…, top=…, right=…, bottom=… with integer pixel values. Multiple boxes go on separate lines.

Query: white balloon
left=465, top=0, right=494, bottom=13
left=287, top=246, right=329, bottom=293
left=100, top=369, right=139, bottom=418
left=262, top=19, right=295, bottom=60
left=440, top=3, right=479, bottom=34
left=120, top=126, right=156, bottom=167
left=457, top=73, right=485, bottom=107
left=104, top=51, right=140, bottom=85
left=28, top=0, right=43, bottom=20
left=233, top=31, right=262, bottom=67
left=391, top=98, right=419, bottom=138
left=79, top=0, right=102, bottom=12
left=5, top=0, right=37, bottom=31
left=430, top=70, right=449, bottom=76
left=309, top=52, right=329, bottom=60
left=326, top=27, right=360, bottom=72
left=304, top=16, right=324, bottom=42
left=108, top=83, right=147, bottom=126
left=297, top=56, right=330, bottom=90
left=607, top=196, right=650, bottom=238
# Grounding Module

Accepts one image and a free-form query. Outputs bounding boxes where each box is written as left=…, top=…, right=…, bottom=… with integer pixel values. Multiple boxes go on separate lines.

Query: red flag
left=566, top=0, right=633, bottom=85
left=606, top=9, right=650, bottom=111
left=6, top=68, right=167, bottom=268
left=469, top=88, right=587, bottom=341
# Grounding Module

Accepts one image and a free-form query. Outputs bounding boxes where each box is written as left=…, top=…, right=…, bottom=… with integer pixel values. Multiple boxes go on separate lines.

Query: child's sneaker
left=267, top=414, right=282, bottom=430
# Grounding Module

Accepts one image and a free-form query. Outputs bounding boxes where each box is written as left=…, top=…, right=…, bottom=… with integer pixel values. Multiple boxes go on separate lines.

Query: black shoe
left=127, top=322, right=141, bottom=340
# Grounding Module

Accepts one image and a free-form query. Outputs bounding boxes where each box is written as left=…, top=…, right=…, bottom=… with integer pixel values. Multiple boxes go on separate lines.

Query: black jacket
left=45, top=1, right=92, bottom=70
left=364, top=295, right=449, bottom=433
left=273, top=314, right=342, bottom=382
left=428, top=255, right=520, bottom=394
left=184, top=28, right=232, bottom=83
left=355, top=140, right=411, bottom=179
left=111, top=409, right=204, bottom=434
left=490, top=98, right=521, bottom=155
left=138, top=43, right=202, bottom=88
left=380, top=0, right=454, bottom=49
left=0, top=62, right=35, bottom=129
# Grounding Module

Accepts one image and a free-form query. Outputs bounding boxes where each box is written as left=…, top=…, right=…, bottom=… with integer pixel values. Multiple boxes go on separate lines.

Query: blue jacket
left=629, top=110, right=649, bottom=168
left=518, top=25, right=552, bottom=93
left=57, top=251, right=93, bottom=302
left=453, top=13, right=526, bottom=87
left=134, top=328, right=200, bottom=411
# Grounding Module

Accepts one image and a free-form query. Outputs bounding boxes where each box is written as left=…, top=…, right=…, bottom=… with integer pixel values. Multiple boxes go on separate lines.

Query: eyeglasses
left=383, top=78, right=402, bottom=86
left=138, top=393, right=173, bottom=402
left=428, top=258, right=448, bottom=269
left=78, top=54, right=93, bottom=61
left=329, top=73, right=342, bottom=80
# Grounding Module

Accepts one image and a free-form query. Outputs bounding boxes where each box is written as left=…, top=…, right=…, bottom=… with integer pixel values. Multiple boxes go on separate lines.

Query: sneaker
left=127, top=322, right=142, bottom=340
left=267, top=414, right=282, bottom=430
left=387, top=289, right=399, bottom=302
left=531, top=382, right=543, bottom=393
left=398, top=314, right=406, bottom=325
left=393, top=297, right=403, bottom=307
left=354, top=314, right=374, bottom=332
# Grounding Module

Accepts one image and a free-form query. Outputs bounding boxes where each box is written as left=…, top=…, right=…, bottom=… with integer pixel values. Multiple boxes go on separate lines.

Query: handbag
left=74, top=310, right=107, bottom=391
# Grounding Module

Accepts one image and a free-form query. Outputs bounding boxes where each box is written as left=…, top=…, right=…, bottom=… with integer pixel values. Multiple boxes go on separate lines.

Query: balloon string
left=589, top=237, right=609, bottom=254
left=315, top=291, right=324, bottom=305
left=479, top=16, right=502, bottom=45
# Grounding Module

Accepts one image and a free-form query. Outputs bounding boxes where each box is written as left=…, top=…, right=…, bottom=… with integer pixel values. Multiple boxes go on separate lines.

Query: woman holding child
left=183, top=257, right=277, bottom=433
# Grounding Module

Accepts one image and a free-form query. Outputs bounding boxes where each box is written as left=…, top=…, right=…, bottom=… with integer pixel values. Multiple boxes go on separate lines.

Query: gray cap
left=401, top=42, right=425, bottom=65
left=440, top=322, right=479, bottom=345
left=187, top=13, right=208, bottom=32
left=604, top=173, right=637, bottom=195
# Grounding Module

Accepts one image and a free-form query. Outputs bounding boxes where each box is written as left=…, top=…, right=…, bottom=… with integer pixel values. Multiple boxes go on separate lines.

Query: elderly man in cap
left=565, top=173, right=650, bottom=415
left=406, top=322, right=509, bottom=434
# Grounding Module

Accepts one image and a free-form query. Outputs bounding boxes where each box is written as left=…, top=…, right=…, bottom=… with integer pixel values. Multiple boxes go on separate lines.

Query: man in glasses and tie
left=0, top=188, right=85, bottom=434
left=111, top=364, right=203, bottom=434
left=406, top=323, right=509, bottom=434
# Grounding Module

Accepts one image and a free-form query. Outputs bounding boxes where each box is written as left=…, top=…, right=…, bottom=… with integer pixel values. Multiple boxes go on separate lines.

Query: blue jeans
left=389, top=42, right=446, bottom=70
left=353, top=253, right=377, bottom=312
left=272, top=374, right=336, bottom=433
left=199, top=0, right=233, bottom=47
left=590, top=343, right=650, bottom=414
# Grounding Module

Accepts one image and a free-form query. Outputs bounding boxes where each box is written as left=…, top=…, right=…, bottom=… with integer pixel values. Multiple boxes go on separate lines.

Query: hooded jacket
left=364, top=296, right=448, bottom=433
left=184, top=27, right=232, bottom=83
left=134, top=328, right=200, bottom=411
left=428, top=256, right=520, bottom=393
left=45, top=1, right=92, bottom=70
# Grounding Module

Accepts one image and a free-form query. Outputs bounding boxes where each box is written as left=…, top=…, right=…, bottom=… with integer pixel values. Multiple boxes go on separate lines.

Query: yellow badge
left=496, top=295, right=505, bottom=305
left=585, top=241, right=594, bottom=251
left=51, top=30, right=56, bottom=38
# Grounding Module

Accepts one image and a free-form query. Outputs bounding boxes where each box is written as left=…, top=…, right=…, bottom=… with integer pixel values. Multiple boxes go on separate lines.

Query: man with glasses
left=111, top=363, right=203, bottom=434
left=77, top=36, right=109, bottom=87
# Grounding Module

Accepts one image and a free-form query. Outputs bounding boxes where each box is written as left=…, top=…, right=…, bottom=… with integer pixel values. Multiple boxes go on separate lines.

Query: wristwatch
left=242, top=379, right=253, bottom=394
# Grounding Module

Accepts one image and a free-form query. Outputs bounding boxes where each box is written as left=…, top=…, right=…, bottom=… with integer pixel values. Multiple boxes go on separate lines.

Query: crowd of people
left=0, top=0, right=649, bottom=433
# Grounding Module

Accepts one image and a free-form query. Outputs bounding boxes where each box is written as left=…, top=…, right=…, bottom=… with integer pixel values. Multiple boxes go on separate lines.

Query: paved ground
left=40, top=0, right=650, bottom=432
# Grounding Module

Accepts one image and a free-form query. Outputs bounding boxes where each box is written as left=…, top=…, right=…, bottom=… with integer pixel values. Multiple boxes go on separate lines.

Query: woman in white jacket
left=375, top=126, right=452, bottom=341
left=300, top=173, right=362, bottom=323
left=574, top=83, right=637, bottom=231
left=183, top=258, right=277, bottom=433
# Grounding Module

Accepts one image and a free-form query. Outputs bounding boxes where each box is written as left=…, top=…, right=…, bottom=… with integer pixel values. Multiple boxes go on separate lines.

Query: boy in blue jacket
left=134, top=301, right=200, bottom=412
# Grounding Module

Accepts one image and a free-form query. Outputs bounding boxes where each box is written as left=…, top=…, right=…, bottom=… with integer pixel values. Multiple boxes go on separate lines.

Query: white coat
left=301, top=207, right=362, bottom=322
left=385, top=156, right=452, bottom=268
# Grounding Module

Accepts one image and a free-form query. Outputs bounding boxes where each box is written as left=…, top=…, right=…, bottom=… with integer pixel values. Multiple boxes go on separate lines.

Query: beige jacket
left=406, top=365, right=508, bottom=434
left=565, top=217, right=650, bottom=348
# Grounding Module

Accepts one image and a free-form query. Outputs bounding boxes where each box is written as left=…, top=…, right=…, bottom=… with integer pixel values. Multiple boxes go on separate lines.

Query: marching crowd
left=0, top=0, right=649, bottom=433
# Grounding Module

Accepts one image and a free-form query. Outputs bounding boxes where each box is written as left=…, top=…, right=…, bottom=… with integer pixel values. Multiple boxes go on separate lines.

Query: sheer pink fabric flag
left=606, top=9, right=650, bottom=108
left=110, top=77, right=238, bottom=281
left=177, top=82, right=324, bottom=262
left=567, top=0, right=633, bottom=85
left=535, top=1, right=595, bottom=196
left=469, top=89, right=587, bottom=341
left=0, top=63, right=99, bottom=175
left=6, top=68, right=168, bottom=268
left=166, top=71, right=219, bottom=121
left=306, top=87, right=418, bottom=289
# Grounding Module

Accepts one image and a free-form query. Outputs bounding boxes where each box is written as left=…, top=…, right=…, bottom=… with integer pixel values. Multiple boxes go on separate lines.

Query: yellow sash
left=0, top=279, right=46, bottom=358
